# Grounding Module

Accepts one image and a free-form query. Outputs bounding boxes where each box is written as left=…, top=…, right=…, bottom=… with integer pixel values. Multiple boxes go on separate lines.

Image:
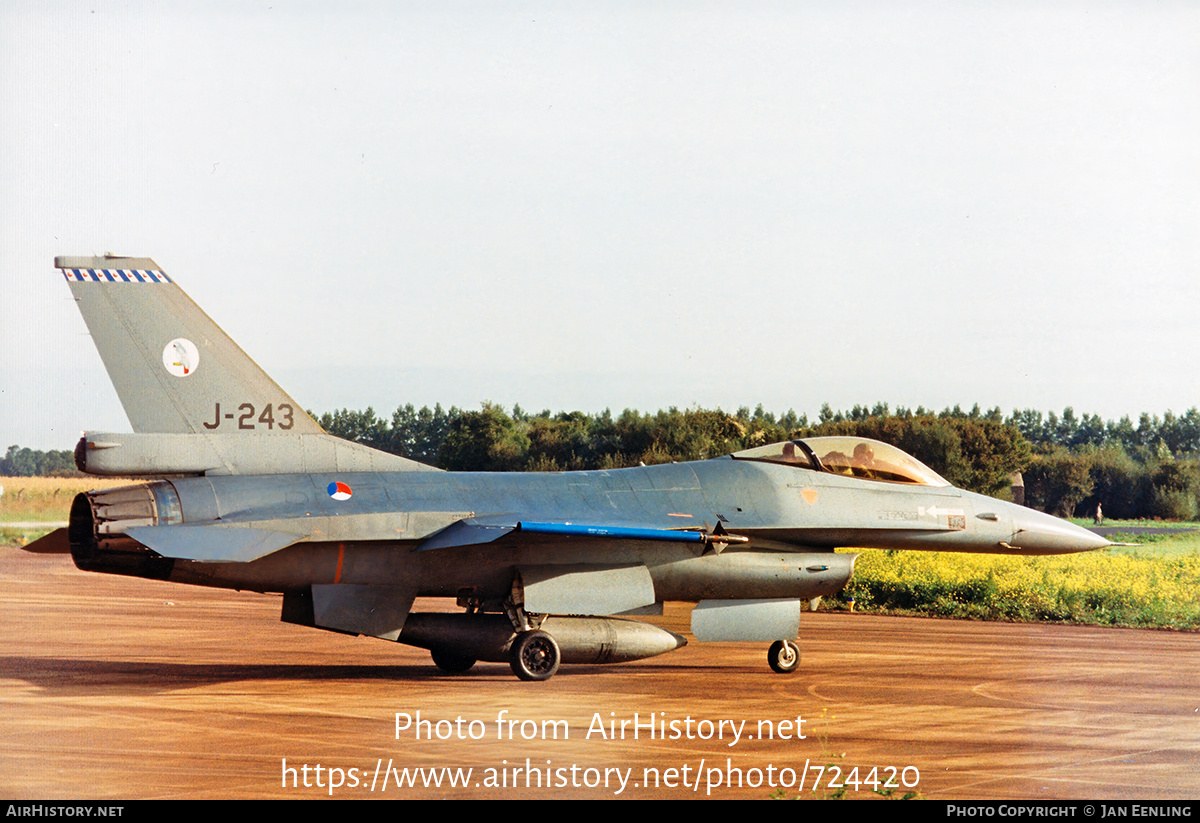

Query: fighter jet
left=27, top=256, right=1110, bottom=681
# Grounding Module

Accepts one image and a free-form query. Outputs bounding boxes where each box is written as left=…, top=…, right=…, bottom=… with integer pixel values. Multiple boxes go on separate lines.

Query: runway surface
left=2, top=548, right=1197, bottom=800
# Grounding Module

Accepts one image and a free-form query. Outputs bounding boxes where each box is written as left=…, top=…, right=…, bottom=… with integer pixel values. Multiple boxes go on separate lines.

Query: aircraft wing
left=414, top=517, right=749, bottom=617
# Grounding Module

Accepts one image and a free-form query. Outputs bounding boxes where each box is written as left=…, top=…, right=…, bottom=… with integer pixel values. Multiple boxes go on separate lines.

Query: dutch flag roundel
left=327, top=481, right=353, bottom=501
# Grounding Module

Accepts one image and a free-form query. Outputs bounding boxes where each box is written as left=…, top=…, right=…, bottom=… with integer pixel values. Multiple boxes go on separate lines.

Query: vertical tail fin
left=57, top=255, right=437, bottom=475
left=57, top=256, right=323, bottom=436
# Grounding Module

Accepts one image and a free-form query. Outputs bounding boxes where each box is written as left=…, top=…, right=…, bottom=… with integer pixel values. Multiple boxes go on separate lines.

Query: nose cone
left=1009, top=506, right=1111, bottom=554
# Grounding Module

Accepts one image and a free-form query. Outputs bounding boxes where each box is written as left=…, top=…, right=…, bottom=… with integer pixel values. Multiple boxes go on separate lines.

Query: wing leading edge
left=417, top=518, right=749, bottom=551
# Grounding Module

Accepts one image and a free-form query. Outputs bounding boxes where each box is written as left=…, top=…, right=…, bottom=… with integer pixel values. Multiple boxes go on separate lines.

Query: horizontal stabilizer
left=19, top=528, right=71, bottom=554
left=125, top=524, right=305, bottom=563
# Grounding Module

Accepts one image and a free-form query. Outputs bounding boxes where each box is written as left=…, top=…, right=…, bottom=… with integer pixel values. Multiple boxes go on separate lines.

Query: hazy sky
left=3, top=1, right=1198, bottom=451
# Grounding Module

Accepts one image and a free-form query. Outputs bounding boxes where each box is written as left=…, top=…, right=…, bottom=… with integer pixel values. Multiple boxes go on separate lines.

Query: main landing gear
left=509, top=630, right=561, bottom=681
left=767, top=639, right=800, bottom=674
left=431, top=648, right=476, bottom=674
left=429, top=575, right=563, bottom=681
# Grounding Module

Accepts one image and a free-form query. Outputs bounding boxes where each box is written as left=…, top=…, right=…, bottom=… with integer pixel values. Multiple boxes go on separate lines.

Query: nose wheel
left=768, top=639, right=800, bottom=673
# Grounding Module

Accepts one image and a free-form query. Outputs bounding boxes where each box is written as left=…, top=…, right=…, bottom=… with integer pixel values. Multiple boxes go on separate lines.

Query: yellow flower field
left=843, top=546, right=1200, bottom=629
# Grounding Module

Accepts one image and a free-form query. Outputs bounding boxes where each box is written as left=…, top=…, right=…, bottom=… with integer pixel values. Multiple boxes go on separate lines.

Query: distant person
left=1094, top=503, right=1103, bottom=526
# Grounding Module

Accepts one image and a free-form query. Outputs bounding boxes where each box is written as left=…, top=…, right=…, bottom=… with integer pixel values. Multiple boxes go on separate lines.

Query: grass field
left=4, top=477, right=1197, bottom=630
left=0, top=475, right=136, bottom=545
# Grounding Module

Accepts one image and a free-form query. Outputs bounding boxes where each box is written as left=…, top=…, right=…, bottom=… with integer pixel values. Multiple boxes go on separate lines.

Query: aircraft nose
left=1008, top=505, right=1111, bottom=554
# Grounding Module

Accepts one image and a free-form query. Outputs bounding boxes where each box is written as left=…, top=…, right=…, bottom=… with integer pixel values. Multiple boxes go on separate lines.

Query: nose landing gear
left=767, top=639, right=800, bottom=673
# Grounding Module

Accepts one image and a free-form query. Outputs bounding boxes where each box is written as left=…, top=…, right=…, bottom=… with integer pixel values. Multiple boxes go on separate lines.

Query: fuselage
left=71, top=450, right=1107, bottom=605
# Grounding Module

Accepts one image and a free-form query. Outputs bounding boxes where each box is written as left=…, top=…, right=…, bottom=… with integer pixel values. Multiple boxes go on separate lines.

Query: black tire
left=431, top=648, right=476, bottom=674
left=768, top=639, right=800, bottom=674
left=509, top=630, right=561, bottom=681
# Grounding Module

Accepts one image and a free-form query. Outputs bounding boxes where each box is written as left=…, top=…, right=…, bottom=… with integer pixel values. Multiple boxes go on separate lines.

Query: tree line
left=0, top=445, right=77, bottom=477
left=6, top=403, right=1199, bottom=519
left=312, top=402, right=1200, bottom=519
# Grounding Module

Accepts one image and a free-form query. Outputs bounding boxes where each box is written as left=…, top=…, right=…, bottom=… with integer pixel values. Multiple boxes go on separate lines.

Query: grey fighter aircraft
left=26, top=256, right=1110, bottom=681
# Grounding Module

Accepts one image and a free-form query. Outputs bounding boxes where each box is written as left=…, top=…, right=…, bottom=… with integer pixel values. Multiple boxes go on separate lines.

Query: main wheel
left=431, top=648, right=476, bottom=674
left=509, top=630, right=561, bottom=681
left=768, top=639, right=800, bottom=674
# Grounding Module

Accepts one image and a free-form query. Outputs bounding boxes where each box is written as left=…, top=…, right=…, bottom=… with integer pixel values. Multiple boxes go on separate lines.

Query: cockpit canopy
left=731, top=436, right=950, bottom=487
